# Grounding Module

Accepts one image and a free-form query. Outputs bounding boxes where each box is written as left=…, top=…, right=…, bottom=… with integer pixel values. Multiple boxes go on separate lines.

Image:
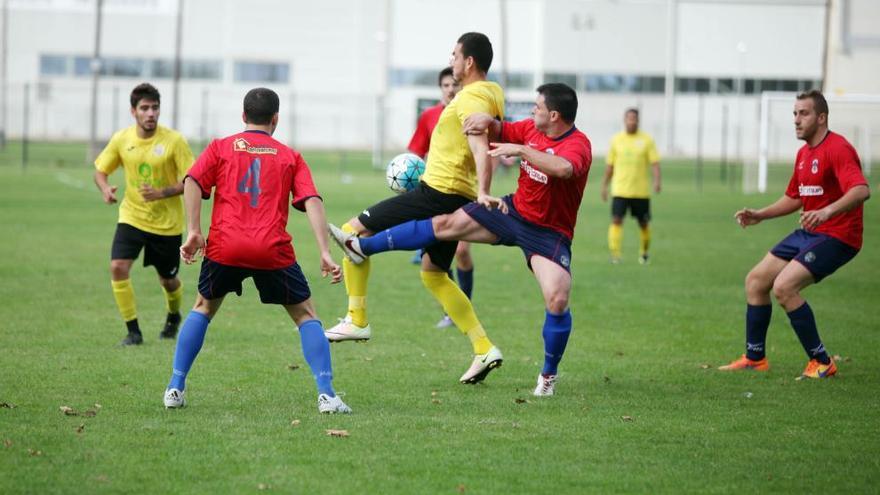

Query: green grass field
left=1, top=143, right=878, bottom=494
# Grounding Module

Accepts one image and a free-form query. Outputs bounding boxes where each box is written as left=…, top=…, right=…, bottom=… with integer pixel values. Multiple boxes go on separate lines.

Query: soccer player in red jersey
left=163, top=88, right=352, bottom=414
left=719, top=90, right=870, bottom=379
left=330, top=83, right=592, bottom=396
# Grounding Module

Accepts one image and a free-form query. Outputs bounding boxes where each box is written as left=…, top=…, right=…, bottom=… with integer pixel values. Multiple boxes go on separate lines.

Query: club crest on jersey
left=153, top=145, right=164, bottom=156
left=233, top=137, right=278, bottom=155
left=811, top=159, right=819, bottom=174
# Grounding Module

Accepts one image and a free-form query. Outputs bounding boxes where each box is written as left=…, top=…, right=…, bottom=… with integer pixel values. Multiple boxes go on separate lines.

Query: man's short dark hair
left=537, top=83, right=578, bottom=123
left=625, top=108, right=639, bottom=118
left=797, top=89, right=829, bottom=117
left=130, top=83, right=160, bottom=108
left=243, top=88, right=280, bottom=125
left=457, top=32, right=493, bottom=73
left=438, top=67, right=454, bottom=86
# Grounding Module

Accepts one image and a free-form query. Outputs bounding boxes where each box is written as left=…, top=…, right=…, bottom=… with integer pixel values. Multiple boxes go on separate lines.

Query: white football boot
left=163, top=388, right=186, bottom=408
left=532, top=374, right=557, bottom=397
left=318, top=393, right=352, bottom=414
left=435, top=315, right=454, bottom=329
left=459, top=346, right=503, bottom=384
left=328, top=224, right=366, bottom=264
left=325, top=316, right=372, bottom=342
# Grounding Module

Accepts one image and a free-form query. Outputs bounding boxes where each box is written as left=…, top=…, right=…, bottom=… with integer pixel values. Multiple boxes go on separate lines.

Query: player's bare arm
left=600, top=164, right=613, bottom=202
left=303, top=197, right=343, bottom=284
left=799, top=184, right=870, bottom=232
left=468, top=132, right=506, bottom=213
left=490, top=142, right=573, bottom=179
left=734, top=195, right=802, bottom=228
left=652, top=162, right=662, bottom=194
left=180, top=177, right=205, bottom=264
left=140, top=182, right=184, bottom=202
left=93, top=171, right=118, bottom=204
left=462, top=113, right=500, bottom=139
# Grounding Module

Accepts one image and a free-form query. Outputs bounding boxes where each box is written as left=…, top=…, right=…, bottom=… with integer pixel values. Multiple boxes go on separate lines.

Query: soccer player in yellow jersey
left=600, top=108, right=661, bottom=264
left=327, top=32, right=507, bottom=384
left=93, top=83, right=194, bottom=346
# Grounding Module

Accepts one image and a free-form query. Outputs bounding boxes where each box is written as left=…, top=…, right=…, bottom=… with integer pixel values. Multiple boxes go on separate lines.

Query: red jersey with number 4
left=407, top=103, right=444, bottom=158
left=785, top=131, right=867, bottom=249
left=187, top=130, right=320, bottom=269
left=501, top=119, right=592, bottom=240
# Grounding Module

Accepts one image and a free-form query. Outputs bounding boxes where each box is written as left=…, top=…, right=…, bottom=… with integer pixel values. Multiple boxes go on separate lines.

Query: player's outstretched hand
left=799, top=208, right=830, bottom=232
left=320, top=252, right=343, bottom=284
left=487, top=142, right=523, bottom=158
left=462, top=113, right=494, bottom=135
left=477, top=193, right=508, bottom=214
left=180, top=232, right=205, bottom=265
left=102, top=185, right=118, bottom=204
left=734, top=208, right=761, bottom=228
left=139, top=184, right=164, bottom=202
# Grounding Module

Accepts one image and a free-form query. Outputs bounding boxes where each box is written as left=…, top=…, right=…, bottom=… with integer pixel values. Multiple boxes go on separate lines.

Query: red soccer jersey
left=187, top=130, right=320, bottom=269
left=785, top=131, right=867, bottom=249
left=407, top=103, right=445, bottom=158
left=501, top=119, right=592, bottom=240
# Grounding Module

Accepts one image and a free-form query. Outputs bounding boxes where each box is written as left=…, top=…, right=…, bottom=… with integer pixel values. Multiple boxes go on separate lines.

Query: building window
left=234, top=61, right=290, bottom=83
left=543, top=72, right=577, bottom=89
left=390, top=68, right=439, bottom=87
left=39, top=55, right=68, bottom=76
left=150, top=59, right=222, bottom=80
left=102, top=57, right=144, bottom=77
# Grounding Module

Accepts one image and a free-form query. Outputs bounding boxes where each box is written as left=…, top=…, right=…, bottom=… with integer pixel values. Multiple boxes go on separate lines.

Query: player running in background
left=163, top=88, right=351, bottom=414
left=408, top=67, right=475, bottom=329
left=600, top=108, right=661, bottom=264
left=94, top=83, right=194, bottom=346
left=719, top=90, right=869, bottom=379
left=330, top=83, right=592, bottom=396
left=326, top=32, right=506, bottom=385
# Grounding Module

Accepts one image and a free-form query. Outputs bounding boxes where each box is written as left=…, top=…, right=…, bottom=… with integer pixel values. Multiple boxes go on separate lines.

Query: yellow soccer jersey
left=607, top=130, right=660, bottom=199
left=95, top=125, right=194, bottom=235
left=422, top=80, right=505, bottom=199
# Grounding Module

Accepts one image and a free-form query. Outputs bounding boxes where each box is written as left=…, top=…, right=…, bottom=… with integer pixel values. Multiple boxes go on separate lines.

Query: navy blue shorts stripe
left=770, top=229, right=858, bottom=283
left=464, top=195, right=573, bottom=272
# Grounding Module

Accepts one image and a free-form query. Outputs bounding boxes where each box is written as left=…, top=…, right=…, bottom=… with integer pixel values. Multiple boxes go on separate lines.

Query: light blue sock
left=359, top=219, right=436, bottom=255
left=299, top=319, right=335, bottom=396
left=168, top=311, right=210, bottom=391
left=541, top=309, right=572, bottom=376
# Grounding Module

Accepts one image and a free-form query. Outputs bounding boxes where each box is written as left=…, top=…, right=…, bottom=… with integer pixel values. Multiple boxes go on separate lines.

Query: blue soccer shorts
left=770, top=229, right=859, bottom=283
left=197, top=258, right=312, bottom=305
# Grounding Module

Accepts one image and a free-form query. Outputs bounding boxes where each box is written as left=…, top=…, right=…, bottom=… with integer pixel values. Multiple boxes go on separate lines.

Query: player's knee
left=771, top=280, right=797, bottom=305
left=110, top=260, right=130, bottom=279
left=159, top=276, right=180, bottom=291
left=432, top=214, right=456, bottom=236
left=191, top=294, right=215, bottom=317
left=546, top=291, right=570, bottom=314
left=745, top=269, right=771, bottom=296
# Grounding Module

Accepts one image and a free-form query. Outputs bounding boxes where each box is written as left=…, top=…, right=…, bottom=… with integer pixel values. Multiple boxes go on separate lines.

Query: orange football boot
left=718, top=354, right=769, bottom=372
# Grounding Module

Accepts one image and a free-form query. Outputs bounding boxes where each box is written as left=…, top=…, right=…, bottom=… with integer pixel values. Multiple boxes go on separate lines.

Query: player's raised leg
left=530, top=255, right=573, bottom=397
left=719, top=252, right=788, bottom=372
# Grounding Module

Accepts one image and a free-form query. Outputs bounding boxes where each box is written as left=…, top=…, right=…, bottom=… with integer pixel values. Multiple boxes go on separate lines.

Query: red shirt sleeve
left=500, top=119, right=532, bottom=144
left=556, top=135, right=592, bottom=179
left=834, top=142, right=868, bottom=192
left=407, top=112, right=432, bottom=158
left=188, top=139, right=219, bottom=199
left=290, top=151, right=320, bottom=211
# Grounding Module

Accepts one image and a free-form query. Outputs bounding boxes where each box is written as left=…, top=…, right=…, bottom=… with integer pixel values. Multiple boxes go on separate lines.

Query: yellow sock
left=342, top=223, right=370, bottom=327
left=639, top=225, right=651, bottom=256
left=608, top=223, right=623, bottom=259
left=420, top=270, right=492, bottom=354
left=164, top=284, right=184, bottom=314
left=111, top=279, right=137, bottom=322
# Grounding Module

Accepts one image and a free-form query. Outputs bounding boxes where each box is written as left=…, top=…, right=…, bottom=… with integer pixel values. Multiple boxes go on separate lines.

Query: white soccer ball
left=386, top=153, right=426, bottom=194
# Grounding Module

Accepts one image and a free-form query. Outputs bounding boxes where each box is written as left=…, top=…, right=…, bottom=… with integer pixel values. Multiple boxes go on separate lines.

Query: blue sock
left=787, top=302, right=830, bottom=364
left=745, top=304, right=771, bottom=360
left=168, top=311, right=211, bottom=391
left=299, top=319, right=335, bottom=396
left=541, top=309, right=572, bottom=375
left=456, top=268, right=473, bottom=300
left=359, top=219, right=436, bottom=255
